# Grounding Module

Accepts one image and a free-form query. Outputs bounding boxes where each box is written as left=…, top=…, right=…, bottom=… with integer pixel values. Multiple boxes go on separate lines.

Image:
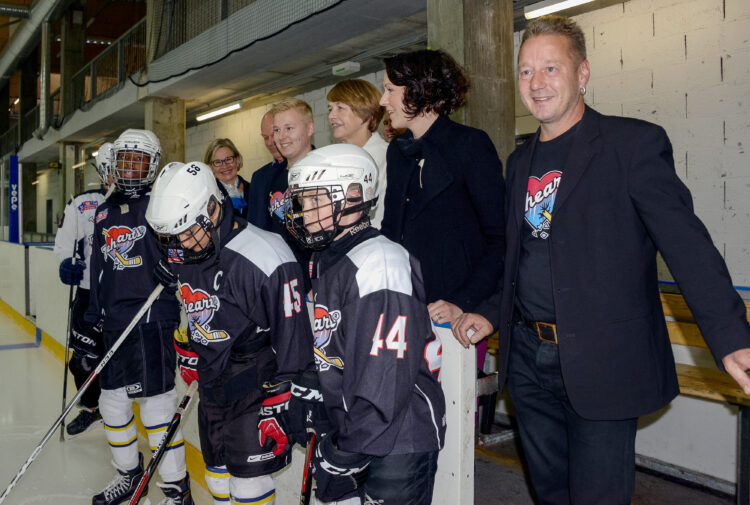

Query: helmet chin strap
left=332, top=199, right=373, bottom=236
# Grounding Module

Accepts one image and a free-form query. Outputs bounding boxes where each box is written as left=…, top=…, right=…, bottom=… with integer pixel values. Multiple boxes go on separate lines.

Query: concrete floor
left=473, top=429, right=735, bottom=505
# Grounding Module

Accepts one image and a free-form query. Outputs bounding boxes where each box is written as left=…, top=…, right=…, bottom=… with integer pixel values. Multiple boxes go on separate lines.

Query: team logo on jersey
left=524, top=171, right=562, bottom=240
left=269, top=190, right=290, bottom=220
left=101, top=225, right=146, bottom=270
left=95, top=209, right=109, bottom=223
left=179, top=283, right=229, bottom=345
left=77, top=200, right=98, bottom=213
left=313, top=305, right=344, bottom=370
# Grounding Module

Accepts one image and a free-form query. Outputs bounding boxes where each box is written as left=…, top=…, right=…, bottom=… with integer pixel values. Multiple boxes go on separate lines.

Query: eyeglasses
left=211, top=155, right=236, bottom=167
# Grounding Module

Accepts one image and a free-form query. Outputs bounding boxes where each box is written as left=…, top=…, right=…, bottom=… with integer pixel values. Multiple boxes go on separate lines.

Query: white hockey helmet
left=146, top=161, right=225, bottom=264
left=286, top=143, right=378, bottom=249
left=112, top=129, right=161, bottom=195
left=94, top=142, right=114, bottom=184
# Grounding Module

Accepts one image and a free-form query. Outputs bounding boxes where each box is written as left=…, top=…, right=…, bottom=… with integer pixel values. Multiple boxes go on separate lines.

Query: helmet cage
left=112, top=130, right=161, bottom=195
left=154, top=196, right=223, bottom=264
left=113, top=149, right=158, bottom=195
left=286, top=184, right=371, bottom=250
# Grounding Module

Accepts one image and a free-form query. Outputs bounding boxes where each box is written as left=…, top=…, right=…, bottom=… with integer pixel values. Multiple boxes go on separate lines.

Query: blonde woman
left=327, top=79, right=388, bottom=228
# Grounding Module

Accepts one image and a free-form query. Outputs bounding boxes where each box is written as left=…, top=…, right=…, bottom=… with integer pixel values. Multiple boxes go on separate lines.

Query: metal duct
left=0, top=0, right=72, bottom=90
left=0, top=2, right=30, bottom=18
left=35, top=21, right=51, bottom=139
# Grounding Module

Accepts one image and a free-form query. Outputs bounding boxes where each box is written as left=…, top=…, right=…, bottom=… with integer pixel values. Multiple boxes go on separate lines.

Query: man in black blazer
left=453, top=15, right=750, bottom=505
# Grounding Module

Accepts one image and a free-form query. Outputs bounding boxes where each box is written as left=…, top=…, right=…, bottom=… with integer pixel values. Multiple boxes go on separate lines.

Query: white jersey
left=53, top=189, right=107, bottom=290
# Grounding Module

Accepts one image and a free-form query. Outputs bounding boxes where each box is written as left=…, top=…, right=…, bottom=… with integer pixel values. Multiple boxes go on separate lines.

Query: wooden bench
left=484, top=292, right=750, bottom=503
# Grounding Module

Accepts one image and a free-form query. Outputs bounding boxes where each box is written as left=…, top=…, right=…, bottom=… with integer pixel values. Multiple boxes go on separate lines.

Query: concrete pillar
left=144, top=96, right=185, bottom=169
left=59, top=143, right=77, bottom=213
left=464, top=0, right=515, bottom=165
left=427, top=0, right=465, bottom=125
left=0, top=80, right=9, bottom=134
left=21, top=163, right=37, bottom=236
left=19, top=55, right=38, bottom=143
left=60, top=4, right=86, bottom=119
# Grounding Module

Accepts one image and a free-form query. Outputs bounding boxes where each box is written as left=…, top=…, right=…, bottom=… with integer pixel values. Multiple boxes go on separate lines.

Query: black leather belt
left=516, top=311, right=558, bottom=344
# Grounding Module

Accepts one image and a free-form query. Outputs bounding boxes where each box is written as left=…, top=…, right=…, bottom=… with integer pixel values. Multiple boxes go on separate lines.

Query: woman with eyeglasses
left=204, top=138, right=250, bottom=218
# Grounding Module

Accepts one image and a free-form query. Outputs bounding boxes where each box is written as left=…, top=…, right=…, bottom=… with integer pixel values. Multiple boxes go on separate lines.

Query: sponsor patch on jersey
left=179, top=283, right=229, bottom=345
left=77, top=200, right=99, bottom=213
left=313, top=304, right=344, bottom=371
left=101, top=225, right=146, bottom=270
left=95, top=208, right=109, bottom=223
left=167, top=248, right=185, bottom=264
left=126, top=383, right=143, bottom=395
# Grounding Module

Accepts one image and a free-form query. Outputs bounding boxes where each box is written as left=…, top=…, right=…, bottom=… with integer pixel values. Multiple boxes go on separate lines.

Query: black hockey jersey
left=311, top=225, right=446, bottom=457
left=53, top=189, right=106, bottom=290
left=172, top=215, right=313, bottom=388
left=88, top=191, right=179, bottom=331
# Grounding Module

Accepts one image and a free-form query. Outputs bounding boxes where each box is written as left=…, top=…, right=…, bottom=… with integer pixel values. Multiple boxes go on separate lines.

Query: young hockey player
left=285, top=144, right=447, bottom=505
left=53, top=144, right=113, bottom=437
left=145, top=160, right=314, bottom=505
left=86, top=129, right=191, bottom=505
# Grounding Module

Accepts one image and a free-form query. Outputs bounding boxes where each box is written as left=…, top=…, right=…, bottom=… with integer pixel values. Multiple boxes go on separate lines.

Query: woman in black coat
left=379, top=49, right=506, bottom=362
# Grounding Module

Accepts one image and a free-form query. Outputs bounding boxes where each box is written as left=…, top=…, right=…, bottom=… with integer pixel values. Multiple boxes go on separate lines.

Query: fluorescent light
left=524, top=0, right=596, bottom=19
left=196, top=102, right=242, bottom=122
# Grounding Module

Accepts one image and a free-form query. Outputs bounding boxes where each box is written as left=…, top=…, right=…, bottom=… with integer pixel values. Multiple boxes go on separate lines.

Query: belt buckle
left=535, top=322, right=558, bottom=344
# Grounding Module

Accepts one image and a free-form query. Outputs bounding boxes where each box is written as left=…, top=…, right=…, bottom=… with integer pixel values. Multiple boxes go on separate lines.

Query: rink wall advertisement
left=8, top=155, right=19, bottom=243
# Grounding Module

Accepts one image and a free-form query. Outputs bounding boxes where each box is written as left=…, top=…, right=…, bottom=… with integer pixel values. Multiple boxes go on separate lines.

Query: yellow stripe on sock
left=104, top=417, right=135, bottom=432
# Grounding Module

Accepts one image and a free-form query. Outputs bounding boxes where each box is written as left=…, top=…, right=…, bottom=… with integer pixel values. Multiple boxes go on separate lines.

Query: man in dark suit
left=247, top=110, right=287, bottom=230
left=453, top=14, right=750, bottom=505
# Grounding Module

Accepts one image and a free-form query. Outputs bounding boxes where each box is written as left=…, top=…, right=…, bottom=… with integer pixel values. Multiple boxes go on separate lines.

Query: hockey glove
left=153, top=259, right=178, bottom=294
left=312, top=432, right=371, bottom=503
left=174, top=330, right=199, bottom=386
left=285, top=370, right=331, bottom=445
left=59, top=258, right=86, bottom=286
left=258, top=380, right=292, bottom=456
left=70, top=328, right=102, bottom=361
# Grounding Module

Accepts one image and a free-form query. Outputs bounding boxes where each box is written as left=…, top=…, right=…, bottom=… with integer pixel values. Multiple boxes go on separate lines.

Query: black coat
left=477, top=106, right=750, bottom=420
left=381, top=115, right=505, bottom=312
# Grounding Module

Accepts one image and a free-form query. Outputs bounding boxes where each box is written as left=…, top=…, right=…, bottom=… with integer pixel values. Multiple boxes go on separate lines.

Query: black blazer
left=381, top=116, right=505, bottom=312
left=477, top=106, right=750, bottom=420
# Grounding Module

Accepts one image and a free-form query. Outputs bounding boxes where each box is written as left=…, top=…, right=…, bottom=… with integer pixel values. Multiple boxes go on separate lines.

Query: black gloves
left=153, top=259, right=178, bottom=294
left=313, top=432, right=371, bottom=503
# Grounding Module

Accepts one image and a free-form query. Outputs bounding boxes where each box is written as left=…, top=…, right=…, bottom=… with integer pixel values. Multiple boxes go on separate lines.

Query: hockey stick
left=60, top=194, right=78, bottom=441
left=193, top=319, right=228, bottom=342
left=313, top=347, right=343, bottom=369
left=0, top=284, right=165, bottom=505
left=128, top=380, right=199, bottom=505
left=300, top=429, right=317, bottom=505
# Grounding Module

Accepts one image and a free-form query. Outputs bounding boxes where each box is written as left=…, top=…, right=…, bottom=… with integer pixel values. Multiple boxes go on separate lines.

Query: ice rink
left=0, top=303, right=211, bottom=505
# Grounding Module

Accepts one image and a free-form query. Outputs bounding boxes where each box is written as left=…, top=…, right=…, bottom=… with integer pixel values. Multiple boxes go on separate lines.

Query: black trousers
left=507, top=321, right=638, bottom=505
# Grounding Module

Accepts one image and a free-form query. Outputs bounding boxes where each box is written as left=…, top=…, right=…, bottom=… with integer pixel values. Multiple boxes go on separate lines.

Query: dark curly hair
left=383, top=49, right=469, bottom=118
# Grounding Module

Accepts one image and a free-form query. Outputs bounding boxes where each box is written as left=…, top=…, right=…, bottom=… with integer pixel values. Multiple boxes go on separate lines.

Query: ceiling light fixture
left=524, top=0, right=596, bottom=19
left=196, top=102, right=242, bottom=122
